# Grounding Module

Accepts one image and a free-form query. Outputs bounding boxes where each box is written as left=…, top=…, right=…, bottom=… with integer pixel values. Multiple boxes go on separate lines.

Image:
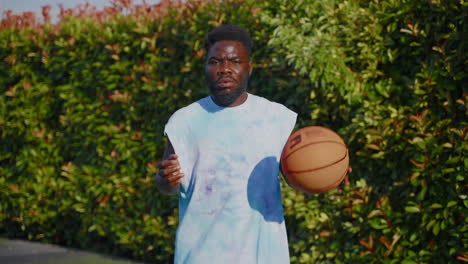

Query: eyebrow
left=208, top=56, right=242, bottom=60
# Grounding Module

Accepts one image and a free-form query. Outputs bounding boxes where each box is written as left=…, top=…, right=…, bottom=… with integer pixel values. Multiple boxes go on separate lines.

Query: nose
left=217, top=62, right=232, bottom=75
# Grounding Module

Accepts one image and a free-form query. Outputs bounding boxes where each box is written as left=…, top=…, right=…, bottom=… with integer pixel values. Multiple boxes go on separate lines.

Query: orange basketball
left=281, top=126, right=349, bottom=193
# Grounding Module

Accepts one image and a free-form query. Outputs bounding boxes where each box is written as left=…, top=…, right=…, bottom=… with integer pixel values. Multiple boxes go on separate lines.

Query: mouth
left=216, top=78, right=236, bottom=88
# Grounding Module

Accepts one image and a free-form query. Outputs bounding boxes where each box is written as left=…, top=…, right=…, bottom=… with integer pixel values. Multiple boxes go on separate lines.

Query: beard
left=208, top=83, right=247, bottom=107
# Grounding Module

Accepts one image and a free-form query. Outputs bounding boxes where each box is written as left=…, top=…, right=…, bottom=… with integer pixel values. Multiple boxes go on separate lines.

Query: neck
left=212, top=92, right=248, bottom=107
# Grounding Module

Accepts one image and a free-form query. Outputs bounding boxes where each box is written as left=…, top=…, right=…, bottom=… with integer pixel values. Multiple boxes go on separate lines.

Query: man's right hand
left=157, top=154, right=184, bottom=187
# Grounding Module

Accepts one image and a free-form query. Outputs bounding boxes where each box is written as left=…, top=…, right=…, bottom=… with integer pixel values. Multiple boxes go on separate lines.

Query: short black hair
left=204, top=24, right=253, bottom=57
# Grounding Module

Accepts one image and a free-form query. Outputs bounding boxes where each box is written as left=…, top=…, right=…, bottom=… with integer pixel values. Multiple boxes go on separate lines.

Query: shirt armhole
left=164, top=123, right=190, bottom=188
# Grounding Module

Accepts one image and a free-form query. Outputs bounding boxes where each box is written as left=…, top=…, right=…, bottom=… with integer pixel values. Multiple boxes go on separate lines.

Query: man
left=156, top=25, right=297, bottom=264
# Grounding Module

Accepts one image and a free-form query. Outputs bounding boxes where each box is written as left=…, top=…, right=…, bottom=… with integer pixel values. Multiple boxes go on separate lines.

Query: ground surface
left=0, top=238, right=145, bottom=264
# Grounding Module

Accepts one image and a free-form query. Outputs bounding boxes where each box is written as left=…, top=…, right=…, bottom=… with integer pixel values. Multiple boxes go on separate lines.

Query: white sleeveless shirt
left=164, top=94, right=297, bottom=264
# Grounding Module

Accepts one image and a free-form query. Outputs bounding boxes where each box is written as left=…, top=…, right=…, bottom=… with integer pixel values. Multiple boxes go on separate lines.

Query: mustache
left=216, top=76, right=237, bottom=83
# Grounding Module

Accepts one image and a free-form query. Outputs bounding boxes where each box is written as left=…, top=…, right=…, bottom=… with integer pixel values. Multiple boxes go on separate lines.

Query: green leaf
left=401, top=260, right=417, bottom=264
left=432, top=222, right=440, bottom=235
left=410, top=137, right=426, bottom=150
left=447, top=201, right=457, bottom=207
left=405, top=206, right=420, bottom=213
left=368, top=218, right=388, bottom=229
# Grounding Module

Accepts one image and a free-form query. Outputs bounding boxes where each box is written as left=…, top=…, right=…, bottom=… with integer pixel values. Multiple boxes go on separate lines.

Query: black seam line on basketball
left=286, top=149, right=348, bottom=174
left=283, top=140, right=347, bottom=161
left=311, top=167, right=348, bottom=193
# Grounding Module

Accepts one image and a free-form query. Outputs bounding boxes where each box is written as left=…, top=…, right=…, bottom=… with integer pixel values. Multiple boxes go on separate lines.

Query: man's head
left=204, top=25, right=253, bottom=107
left=204, top=24, right=253, bottom=57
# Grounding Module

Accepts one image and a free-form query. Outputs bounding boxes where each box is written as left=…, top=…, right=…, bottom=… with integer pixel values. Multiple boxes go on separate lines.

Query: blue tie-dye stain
left=204, top=184, right=213, bottom=195
left=247, top=156, right=284, bottom=223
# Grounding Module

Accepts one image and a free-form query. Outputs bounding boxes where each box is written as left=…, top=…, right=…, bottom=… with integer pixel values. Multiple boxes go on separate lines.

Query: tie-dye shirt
left=164, top=93, right=297, bottom=264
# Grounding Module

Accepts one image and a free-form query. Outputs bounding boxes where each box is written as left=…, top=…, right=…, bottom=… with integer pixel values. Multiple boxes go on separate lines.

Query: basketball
left=281, top=126, right=349, bottom=193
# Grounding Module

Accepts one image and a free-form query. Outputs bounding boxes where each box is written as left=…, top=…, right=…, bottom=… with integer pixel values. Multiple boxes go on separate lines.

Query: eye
left=229, top=58, right=242, bottom=64
left=208, top=60, right=218, bottom=65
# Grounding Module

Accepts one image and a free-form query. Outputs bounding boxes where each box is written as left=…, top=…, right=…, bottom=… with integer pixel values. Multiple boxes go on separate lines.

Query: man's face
left=205, top=40, right=252, bottom=107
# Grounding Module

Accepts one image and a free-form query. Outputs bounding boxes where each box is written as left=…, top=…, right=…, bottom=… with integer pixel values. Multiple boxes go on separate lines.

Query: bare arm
left=155, top=140, right=184, bottom=195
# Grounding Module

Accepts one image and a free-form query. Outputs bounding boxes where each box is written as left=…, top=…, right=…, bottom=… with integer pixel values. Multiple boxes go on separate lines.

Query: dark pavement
left=0, top=238, right=145, bottom=264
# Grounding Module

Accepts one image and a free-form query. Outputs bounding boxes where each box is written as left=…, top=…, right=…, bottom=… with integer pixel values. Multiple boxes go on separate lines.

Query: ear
left=248, top=61, right=253, bottom=76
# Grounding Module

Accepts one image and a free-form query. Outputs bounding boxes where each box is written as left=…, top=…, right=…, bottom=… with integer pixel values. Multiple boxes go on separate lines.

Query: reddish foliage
left=0, top=0, right=194, bottom=32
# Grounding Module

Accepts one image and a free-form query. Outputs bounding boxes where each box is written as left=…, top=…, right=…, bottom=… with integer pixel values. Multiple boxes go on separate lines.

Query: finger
left=166, top=171, right=183, bottom=181
left=158, top=159, right=180, bottom=169
left=344, top=173, right=350, bottom=186
left=159, top=167, right=178, bottom=178
left=348, top=166, right=353, bottom=173
left=167, top=173, right=184, bottom=185
left=162, top=166, right=181, bottom=177
left=169, top=178, right=183, bottom=186
left=168, top=154, right=178, bottom=160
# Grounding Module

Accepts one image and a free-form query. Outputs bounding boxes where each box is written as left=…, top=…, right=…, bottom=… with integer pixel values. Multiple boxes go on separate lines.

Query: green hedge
left=262, top=0, right=467, bottom=263
left=1, top=0, right=466, bottom=263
